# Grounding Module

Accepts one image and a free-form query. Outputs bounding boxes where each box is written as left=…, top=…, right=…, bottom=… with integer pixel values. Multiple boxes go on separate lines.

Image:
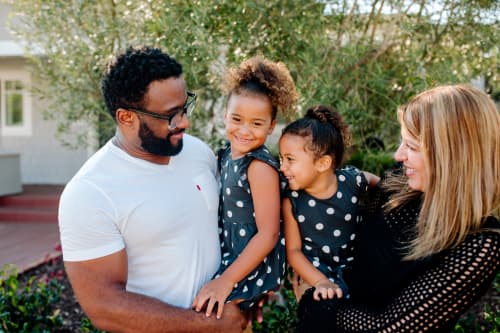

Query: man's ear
left=115, top=108, right=136, bottom=127
left=315, top=155, right=333, bottom=172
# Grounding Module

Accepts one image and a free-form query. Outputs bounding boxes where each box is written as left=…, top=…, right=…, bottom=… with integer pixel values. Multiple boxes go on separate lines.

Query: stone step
left=0, top=195, right=60, bottom=209
left=0, top=185, right=63, bottom=223
left=0, top=206, right=58, bottom=223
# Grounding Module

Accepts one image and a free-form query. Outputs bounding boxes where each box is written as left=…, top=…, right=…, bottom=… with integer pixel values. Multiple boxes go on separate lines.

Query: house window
left=0, top=73, right=32, bottom=136
left=5, top=80, right=23, bottom=126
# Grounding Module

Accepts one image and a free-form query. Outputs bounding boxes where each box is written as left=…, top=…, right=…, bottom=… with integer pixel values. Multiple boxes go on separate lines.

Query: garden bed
left=12, top=256, right=500, bottom=332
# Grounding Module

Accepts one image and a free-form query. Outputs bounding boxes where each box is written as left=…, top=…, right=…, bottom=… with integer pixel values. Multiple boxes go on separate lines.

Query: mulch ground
left=18, top=255, right=499, bottom=332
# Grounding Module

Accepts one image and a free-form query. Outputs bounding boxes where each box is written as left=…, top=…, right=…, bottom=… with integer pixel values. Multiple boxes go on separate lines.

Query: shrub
left=80, top=317, right=105, bottom=333
left=253, top=269, right=299, bottom=333
left=0, top=264, right=62, bottom=333
left=454, top=273, right=500, bottom=333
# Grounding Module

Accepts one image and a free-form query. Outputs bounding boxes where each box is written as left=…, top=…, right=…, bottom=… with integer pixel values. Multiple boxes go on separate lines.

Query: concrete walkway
left=0, top=185, right=62, bottom=273
left=0, top=222, right=61, bottom=273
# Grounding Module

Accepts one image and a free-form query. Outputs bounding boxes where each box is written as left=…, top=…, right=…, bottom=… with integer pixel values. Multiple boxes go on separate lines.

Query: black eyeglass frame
left=125, top=92, right=197, bottom=129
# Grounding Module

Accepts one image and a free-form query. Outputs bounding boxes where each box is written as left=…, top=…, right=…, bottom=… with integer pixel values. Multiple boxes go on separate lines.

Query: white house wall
left=0, top=57, right=90, bottom=185
left=0, top=3, right=12, bottom=40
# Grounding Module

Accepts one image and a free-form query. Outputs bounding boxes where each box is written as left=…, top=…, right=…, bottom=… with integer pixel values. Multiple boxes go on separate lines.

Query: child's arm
left=192, top=159, right=281, bottom=318
left=282, top=198, right=343, bottom=301
left=362, top=171, right=380, bottom=187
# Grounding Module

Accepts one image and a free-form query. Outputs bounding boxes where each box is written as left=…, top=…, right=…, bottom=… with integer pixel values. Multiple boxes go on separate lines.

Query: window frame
left=0, top=71, right=32, bottom=136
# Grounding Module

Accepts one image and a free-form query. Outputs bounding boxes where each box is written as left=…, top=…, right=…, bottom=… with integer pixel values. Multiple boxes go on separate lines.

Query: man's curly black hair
left=101, top=46, right=183, bottom=120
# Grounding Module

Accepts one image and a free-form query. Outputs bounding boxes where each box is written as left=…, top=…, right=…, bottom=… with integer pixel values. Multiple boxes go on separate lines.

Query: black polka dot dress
left=215, top=145, right=286, bottom=309
left=287, top=166, right=368, bottom=297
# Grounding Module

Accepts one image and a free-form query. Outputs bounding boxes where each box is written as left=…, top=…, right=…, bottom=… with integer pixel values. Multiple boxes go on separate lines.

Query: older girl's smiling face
left=224, top=93, right=275, bottom=159
left=394, top=127, right=427, bottom=192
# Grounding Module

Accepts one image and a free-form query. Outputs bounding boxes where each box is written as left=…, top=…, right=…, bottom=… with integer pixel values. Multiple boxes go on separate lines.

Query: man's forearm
left=64, top=252, right=244, bottom=332
left=84, top=288, right=243, bottom=333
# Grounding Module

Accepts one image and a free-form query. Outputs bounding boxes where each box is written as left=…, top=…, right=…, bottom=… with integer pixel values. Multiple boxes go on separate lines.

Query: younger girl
left=192, top=55, right=298, bottom=318
left=279, top=105, right=379, bottom=302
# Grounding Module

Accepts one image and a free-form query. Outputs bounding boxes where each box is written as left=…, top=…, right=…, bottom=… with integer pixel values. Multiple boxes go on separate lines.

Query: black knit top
left=297, top=185, right=500, bottom=332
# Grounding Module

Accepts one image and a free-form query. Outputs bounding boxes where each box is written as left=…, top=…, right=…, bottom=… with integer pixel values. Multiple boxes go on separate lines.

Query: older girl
left=193, top=55, right=298, bottom=319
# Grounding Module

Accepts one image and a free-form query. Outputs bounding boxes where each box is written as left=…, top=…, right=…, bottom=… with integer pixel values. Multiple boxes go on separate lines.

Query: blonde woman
left=295, top=84, right=500, bottom=332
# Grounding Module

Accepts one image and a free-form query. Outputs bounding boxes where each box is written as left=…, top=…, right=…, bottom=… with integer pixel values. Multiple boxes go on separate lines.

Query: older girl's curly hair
left=223, top=55, right=298, bottom=119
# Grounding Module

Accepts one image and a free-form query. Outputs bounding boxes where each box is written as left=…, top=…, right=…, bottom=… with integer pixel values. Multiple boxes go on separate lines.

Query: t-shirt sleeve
left=58, top=179, right=125, bottom=261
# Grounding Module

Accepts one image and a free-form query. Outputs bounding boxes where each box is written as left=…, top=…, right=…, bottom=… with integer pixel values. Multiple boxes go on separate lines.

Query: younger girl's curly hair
left=223, top=55, right=298, bottom=119
left=281, top=105, right=352, bottom=167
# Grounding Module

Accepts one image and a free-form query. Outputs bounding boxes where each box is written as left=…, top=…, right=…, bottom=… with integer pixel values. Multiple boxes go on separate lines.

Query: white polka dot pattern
left=287, top=166, right=369, bottom=298
left=216, top=145, right=286, bottom=309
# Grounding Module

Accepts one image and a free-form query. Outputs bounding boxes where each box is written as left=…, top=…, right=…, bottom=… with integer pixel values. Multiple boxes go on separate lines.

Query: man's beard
left=138, top=120, right=184, bottom=156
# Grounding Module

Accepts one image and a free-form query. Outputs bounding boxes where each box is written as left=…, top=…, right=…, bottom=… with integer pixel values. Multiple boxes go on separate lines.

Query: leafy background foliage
left=4, top=0, right=499, bottom=156
left=1, top=1, right=498, bottom=331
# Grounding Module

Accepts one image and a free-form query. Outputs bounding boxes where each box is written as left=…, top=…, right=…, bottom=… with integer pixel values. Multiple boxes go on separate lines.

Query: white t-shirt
left=59, top=134, right=221, bottom=308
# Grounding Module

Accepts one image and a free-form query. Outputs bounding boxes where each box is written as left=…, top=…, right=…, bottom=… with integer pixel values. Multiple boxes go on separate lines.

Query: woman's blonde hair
left=385, top=84, right=500, bottom=260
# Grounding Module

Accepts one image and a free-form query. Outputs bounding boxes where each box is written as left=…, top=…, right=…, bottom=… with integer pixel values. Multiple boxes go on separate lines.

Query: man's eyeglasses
left=126, top=92, right=197, bottom=130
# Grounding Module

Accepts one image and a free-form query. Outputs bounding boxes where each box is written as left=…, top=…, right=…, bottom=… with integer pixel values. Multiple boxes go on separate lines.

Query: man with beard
left=58, top=46, right=246, bottom=332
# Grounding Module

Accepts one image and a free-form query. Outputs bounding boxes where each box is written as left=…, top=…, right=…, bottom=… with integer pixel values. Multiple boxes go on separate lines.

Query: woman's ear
left=315, top=155, right=333, bottom=172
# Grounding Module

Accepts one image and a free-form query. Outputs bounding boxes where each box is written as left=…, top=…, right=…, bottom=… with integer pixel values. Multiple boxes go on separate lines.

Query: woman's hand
left=312, top=278, right=343, bottom=301
left=192, top=276, right=234, bottom=319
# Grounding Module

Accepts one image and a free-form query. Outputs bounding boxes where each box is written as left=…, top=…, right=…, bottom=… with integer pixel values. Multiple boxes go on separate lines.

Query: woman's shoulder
left=483, top=216, right=500, bottom=229
left=473, top=217, right=500, bottom=248
left=444, top=218, right=500, bottom=263
left=469, top=216, right=500, bottom=242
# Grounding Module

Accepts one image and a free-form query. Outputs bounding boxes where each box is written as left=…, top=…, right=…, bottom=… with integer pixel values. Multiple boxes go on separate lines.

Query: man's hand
left=216, top=302, right=247, bottom=333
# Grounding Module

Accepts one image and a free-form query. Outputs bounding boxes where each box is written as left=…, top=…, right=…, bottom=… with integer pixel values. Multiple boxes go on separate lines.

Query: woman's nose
left=394, top=143, right=406, bottom=162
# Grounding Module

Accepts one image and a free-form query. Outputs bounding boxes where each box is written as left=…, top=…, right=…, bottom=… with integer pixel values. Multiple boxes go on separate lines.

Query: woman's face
left=394, top=127, right=427, bottom=192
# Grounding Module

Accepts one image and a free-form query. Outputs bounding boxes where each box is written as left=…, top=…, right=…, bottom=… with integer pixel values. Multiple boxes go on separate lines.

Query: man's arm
left=65, top=249, right=246, bottom=333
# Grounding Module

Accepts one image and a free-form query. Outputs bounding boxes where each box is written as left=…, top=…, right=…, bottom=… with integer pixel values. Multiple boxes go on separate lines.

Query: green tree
left=5, top=0, right=499, bottom=153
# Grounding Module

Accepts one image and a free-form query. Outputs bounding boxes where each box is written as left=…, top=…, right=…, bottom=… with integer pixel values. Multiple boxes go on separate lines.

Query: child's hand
left=313, top=278, right=343, bottom=301
left=192, top=276, right=234, bottom=319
